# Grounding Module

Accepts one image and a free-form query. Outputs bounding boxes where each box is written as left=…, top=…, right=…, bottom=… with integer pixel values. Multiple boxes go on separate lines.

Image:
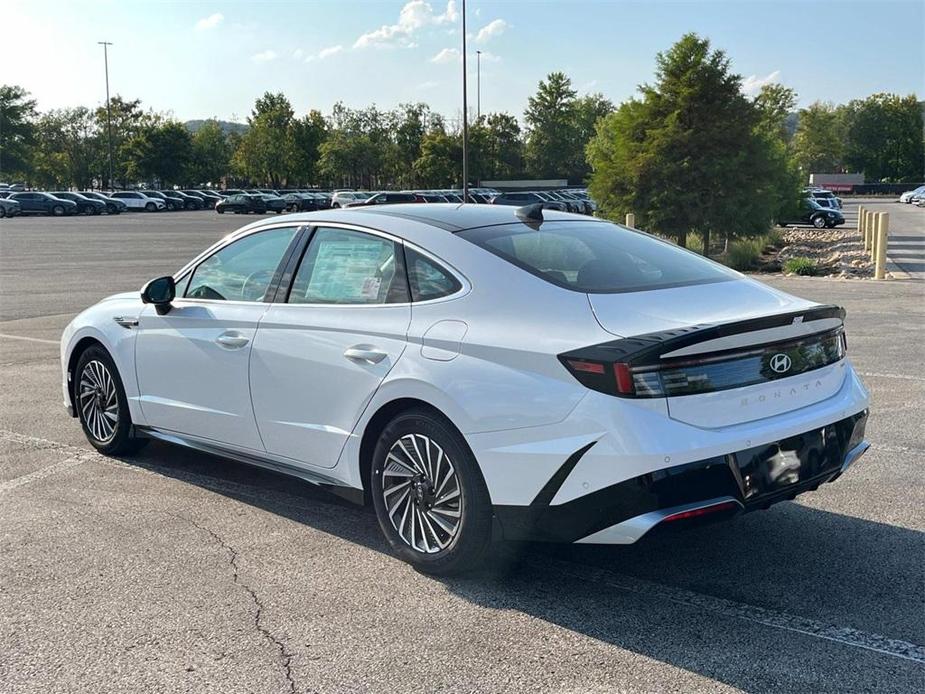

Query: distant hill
left=184, top=119, right=248, bottom=136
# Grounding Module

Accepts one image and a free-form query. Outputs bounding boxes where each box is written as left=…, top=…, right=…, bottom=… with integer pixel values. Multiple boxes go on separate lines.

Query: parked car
left=181, top=190, right=215, bottom=208
left=345, top=192, right=419, bottom=207
left=0, top=197, right=21, bottom=218
left=779, top=199, right=845, bottom=229
left=79, top=191, right=127, bottom=214
left=61, top=203, right=870, bottom=575
left=804, top=188, right=842, bottom=209
left=253, top=193, right=288, bottom=214
left=898, top=185, right=925, bottom=203
left=491, top=191, right=567, bottom=211
left=215, top=193, right=269, bottom=214
left=109, top=191, right=166, bottom=212
left=331, top=191, right=371, bottom=208
left=8, top=192, right=78, bottom=216
left=141, top=190, right=181, bottom=211
left=161, top=190, right=203, bottom=210
left=50, top=191, right=107, bottom=216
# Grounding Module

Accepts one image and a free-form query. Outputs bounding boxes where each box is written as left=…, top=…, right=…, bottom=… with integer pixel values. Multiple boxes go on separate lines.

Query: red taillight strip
left=662, top=500, right=740, bottom=523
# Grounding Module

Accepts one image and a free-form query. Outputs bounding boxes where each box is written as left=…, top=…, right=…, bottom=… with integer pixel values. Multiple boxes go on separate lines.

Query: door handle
left=215, top=332, right=250, bottom=349
left=344, top=346, right=387, bottom=364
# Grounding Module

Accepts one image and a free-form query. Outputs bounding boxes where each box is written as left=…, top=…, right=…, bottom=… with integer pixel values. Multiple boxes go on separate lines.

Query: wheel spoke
left=426, top=509, right=456, bottom=535
left=420, top=510, right=449, bottom=549
left=433, top=487, right=460, bottom=507
left=80, top=360, right=118, bottom=443
left=387, top=487, right=410, bottom=516
left=417, top=508, right=431, bottom=552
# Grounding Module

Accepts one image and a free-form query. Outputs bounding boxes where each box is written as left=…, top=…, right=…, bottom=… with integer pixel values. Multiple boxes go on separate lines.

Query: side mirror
left=141, top=276, right=176, bottom=315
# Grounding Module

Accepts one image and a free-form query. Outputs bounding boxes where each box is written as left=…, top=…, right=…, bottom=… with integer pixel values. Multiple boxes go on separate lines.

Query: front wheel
left=145, top=202, right=156, bottom=212
left=73, top=345, right=147, bottom=455
left=217, top=207, right=225, bottom=214
left=371, top=409, right=493, bottom=575
left=52, top=205, right=65, bottom=216
left=812, top=215, right=827, bottom=229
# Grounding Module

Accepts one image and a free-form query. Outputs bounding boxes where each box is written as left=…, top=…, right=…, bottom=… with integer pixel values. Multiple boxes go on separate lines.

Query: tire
left=370, top=408, right=493, bottom=575
left=73, top=345, right=148, bottom=456
left=217, top=207, right=225, bottom=214
left=52, top=205, right=65, bottom=216
left=90, top=206, right=100, bottom=215
left=0, top=207, right=6, bottom=218
left=145, top=202, right=156, bottom=212
left=812, top=215, right=827, bottom=229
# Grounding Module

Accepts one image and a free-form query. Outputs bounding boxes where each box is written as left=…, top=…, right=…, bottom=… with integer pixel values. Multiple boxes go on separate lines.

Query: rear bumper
left=494, top=410, right=869, bottom=544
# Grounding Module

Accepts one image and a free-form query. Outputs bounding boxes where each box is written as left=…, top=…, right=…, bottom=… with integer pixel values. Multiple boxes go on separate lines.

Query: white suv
left=109, top=191, right=166, bottom=212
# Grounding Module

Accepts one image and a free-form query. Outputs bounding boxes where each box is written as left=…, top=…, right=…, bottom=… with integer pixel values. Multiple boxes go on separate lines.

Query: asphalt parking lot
left=1, top=209, right=923, bottom=693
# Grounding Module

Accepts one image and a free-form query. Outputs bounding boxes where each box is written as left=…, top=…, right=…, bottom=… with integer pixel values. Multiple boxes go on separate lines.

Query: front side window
left=458, top=221, right=738, bottom=294
left=288, top=227, right=407, bottom=305
left=185, top=227, right=297, bottom=302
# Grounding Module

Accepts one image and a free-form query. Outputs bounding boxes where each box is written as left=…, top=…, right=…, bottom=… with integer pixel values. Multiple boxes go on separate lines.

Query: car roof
left=244, top=203, right=605, bottom=234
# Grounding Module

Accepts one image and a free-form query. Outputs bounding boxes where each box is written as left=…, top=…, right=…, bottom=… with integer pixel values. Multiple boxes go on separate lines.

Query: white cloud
left=304, top=45, right=344, bottom=62
left=475, top=19, right=507, bottom=44
left=354, top=1, right=458, bottom=49
left=432, top=47, right=500, bottom=64
left=251, top=49, right=278, bottom=63
left=431, top=47, right=459, bottom=64
left=195, top=13, right=224, bottom=31
left=742, top=70, right=781, bottom=96
left=292, top=48, right=304, bottom=60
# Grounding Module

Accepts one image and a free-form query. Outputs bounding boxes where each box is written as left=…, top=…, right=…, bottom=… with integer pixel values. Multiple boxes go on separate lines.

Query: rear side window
left=406, top=249, right=461, bottom=302
left=457, top=221, right=738, bottom=293
left=288, top=227, right=408, bottom=304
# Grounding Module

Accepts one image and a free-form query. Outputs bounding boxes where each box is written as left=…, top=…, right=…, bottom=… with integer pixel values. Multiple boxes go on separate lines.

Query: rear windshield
left=457, top=221, right=739, bottom=293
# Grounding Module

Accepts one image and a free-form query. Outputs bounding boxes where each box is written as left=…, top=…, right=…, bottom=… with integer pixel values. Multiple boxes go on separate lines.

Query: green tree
left=234, top=92, right=296, bottom=186
left=0, top=85, right=37, bottom=181
left=587, top=33, right=792, bottom=251
left=124, top=121, right=192, bottom=186
left=290, top=110, right=327, bottom=186
left=524, top=72, right=578, bottom=179
left=570, top=94, right=614, bottom=182
left=94, top=96, right=158, bottom=187
left=30, top=107, right=102, bottom=189
left=842, top=93, right=923, bottom=182
left=188, top=119, right=231, bottom=185
left=791, top=102, right=844, bottom=174
left=483, top=113, right=524, bottom=180
left=413, top=129, right=461, bottom=187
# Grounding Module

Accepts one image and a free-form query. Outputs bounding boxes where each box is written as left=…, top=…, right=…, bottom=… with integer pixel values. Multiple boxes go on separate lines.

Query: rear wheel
left=74, top=345, right=147, bottom=455
left=371, top=409, right=493, bottom=575
left=145, top=202, right=156, bottom=212
left=812, top=215, right=827, bottom=229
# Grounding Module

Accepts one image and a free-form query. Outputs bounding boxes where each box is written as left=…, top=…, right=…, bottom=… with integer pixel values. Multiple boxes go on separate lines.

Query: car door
left=134, top=225, right=301, bottom=451
left=250, top=225, right=412, bottom=468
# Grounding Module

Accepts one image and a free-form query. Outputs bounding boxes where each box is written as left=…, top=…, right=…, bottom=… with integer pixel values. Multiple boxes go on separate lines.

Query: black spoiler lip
left=561, top=304, right=845, bottom=368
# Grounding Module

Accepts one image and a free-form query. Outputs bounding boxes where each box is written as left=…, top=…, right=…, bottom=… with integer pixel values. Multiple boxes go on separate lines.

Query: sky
left=1, top=0, right=922, bottom=124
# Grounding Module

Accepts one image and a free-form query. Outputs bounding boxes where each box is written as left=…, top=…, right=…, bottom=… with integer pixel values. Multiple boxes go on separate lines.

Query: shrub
left=784, top=256, right=817, bottom=276
left=726, top=237, right=766, bottom=270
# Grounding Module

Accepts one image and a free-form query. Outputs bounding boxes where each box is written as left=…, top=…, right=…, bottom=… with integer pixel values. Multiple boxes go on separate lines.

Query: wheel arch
left=358, top=397, right=472, bottom=505
left=66, top=336, right=107, bottom=416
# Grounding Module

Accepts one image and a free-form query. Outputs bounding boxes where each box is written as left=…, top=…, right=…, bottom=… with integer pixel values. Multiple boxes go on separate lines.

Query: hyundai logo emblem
left=769, top=353, right=792, bottom=374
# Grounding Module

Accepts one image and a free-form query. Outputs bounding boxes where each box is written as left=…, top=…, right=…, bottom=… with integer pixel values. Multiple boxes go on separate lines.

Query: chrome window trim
left=171, top=218, right=471, bottom=309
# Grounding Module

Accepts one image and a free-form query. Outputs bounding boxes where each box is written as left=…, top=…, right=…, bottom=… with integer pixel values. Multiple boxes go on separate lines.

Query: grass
left=783, top=256, right=818, bottom=276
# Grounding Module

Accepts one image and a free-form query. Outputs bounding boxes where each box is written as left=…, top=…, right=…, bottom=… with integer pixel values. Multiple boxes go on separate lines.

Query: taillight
left=661, top=500, right=739, bottom=523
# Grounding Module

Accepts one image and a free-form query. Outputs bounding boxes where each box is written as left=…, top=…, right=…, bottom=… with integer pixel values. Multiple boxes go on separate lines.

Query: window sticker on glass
left=304, top=237, right=393, bottom=303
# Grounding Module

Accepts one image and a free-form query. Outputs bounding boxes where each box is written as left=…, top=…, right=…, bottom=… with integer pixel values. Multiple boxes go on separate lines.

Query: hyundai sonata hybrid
left=61, top=204, right=870, bottom=574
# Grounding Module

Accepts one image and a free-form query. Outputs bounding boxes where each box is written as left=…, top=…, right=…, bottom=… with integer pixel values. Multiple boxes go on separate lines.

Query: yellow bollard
left=867, top=210, right=876, bottom=257
left=857, top=205, right=865, bottom=245
left=875, top=212, right=889, bottom=280
left=625, top=212, right=635, bottom=228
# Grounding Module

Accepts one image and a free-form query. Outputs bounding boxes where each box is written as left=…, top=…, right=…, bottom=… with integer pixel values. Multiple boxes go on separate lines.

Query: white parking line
left=3, top=428, right=923, bottom=664
left=541, top=558, right=925, bottom=664
left=0, top=333, right=59, bottom=345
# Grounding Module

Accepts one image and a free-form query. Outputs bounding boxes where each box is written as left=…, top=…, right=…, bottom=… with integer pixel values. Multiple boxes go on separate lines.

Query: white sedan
left=108, top=191, right=166, bottom=212
left=61, top=204, right=870, bottom=574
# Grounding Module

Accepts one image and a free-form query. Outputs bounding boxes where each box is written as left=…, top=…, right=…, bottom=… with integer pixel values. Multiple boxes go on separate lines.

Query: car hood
left=588, top=277, right=817, bottom=338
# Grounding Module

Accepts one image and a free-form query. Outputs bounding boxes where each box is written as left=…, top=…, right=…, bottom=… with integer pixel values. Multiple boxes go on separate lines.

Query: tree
left=754, top=83, right=797, bottom=141
left=842, top=93, right=923, bottom=182
left=0, top=85, right=37, bottom=181
left=94, top=95, right=158, bottom=187
left=524, top=72, right=578, bottom=179
left=30, top=107, right=102, bottom=189
left=570, top=94, right=614, bottom=182
left=791, top=102, right=844, bottom=174
left=587, top=33, right=794, bottom=251
left=234, top=92, right=296, bottom=186
left=189, top=119, right=231, bottom=185
left=290, top=110, right=327, bottom=186
left=483, top=113, right=524, bottom=180
left=124, top=121, right=192, bottom=186
left=413, top=129, right=461, bottom=187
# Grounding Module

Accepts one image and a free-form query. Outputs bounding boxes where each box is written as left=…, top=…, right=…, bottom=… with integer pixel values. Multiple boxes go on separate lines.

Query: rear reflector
left=662, top=501, right=739, bottom=523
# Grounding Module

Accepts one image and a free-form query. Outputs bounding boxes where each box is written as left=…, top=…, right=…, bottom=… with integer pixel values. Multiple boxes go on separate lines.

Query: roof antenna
left=515, top=203, right=544, bottom=224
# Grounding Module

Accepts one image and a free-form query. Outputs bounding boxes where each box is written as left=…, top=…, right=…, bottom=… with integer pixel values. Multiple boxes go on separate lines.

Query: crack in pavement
left=172, top=513, right=299, bottom=694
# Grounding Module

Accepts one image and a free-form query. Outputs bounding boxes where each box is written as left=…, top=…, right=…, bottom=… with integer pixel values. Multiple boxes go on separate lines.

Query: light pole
left=460, top=0, right=468, bottom=199
left=476, top=50, right=481, bottom=122
left=98, top=41, right=114, bottom=190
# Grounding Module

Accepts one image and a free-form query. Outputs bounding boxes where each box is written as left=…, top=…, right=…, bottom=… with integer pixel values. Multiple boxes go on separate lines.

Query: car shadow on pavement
left=124, top=441, right=924, bottom=693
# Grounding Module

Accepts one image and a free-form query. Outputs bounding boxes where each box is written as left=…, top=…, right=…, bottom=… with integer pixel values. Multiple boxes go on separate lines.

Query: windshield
left=457, top=220, right=739, bottom=293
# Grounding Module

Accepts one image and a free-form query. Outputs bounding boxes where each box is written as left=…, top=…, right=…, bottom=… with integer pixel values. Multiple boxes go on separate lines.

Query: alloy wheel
left=78, top=359, right=119, bottom=443
left=381, top=433, right=462, bottom=554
